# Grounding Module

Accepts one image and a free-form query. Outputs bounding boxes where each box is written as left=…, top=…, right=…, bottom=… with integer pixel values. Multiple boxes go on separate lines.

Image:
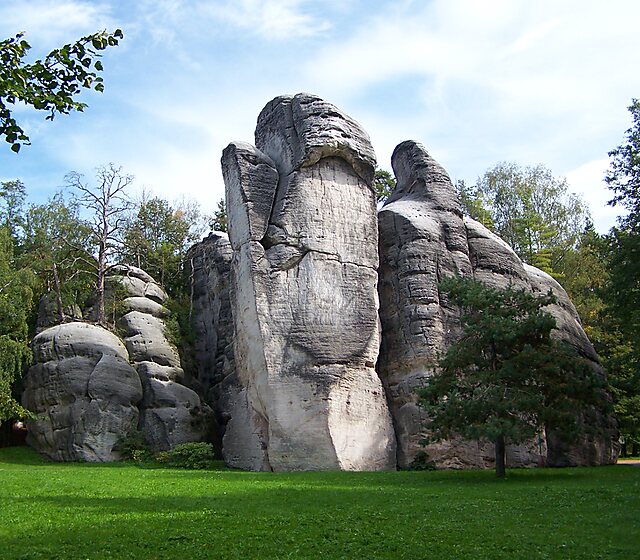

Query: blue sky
left=2, top=0, right=640, bottom=232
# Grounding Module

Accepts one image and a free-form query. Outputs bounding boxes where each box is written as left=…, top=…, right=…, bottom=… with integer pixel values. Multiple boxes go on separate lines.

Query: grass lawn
left=1, top=447, right=638, bottom=560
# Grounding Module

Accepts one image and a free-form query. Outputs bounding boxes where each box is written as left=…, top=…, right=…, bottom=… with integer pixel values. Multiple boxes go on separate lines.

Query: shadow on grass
left=0, top=446, right=51, bottom=465
left=3, top=468, right=638, bottom=560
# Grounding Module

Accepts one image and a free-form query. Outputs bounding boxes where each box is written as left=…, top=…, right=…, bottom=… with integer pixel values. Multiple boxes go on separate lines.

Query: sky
left=1, top=0, right=640, bottom=233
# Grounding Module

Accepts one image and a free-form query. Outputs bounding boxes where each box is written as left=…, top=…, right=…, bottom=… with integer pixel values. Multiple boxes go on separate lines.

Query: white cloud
left=0, top=0, right=115, bottom=49
left=202, top=0, right=331, bottom=39
left=565, top=159, right=622, bottom=233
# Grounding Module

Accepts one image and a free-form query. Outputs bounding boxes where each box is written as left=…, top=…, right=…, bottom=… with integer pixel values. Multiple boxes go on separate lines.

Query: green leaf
left=94, top=60, right=103, bottom=71
left=10, top=143, right=20, bottom=153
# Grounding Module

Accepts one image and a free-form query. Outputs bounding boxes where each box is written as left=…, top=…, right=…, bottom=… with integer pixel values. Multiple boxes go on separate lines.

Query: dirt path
left=617, top=459, right=640, bottom=466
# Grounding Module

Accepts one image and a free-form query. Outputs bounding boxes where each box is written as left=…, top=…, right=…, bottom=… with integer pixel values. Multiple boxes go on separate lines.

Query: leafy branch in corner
left=0, top=29, right=123, bottom=153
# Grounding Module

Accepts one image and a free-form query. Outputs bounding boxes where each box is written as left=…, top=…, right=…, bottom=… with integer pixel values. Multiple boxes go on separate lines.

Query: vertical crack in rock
left=222, top=93, right=396, bottom=471
left=378, top=140, right=617, bottom=469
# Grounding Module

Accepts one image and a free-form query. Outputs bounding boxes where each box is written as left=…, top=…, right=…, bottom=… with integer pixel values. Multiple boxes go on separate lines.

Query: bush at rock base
left=159, top=442, right=216, bottom=469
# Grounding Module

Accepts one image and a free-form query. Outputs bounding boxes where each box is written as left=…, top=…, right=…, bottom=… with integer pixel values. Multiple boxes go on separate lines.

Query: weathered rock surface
left=221, top=93, right=396, bottom=471
left=22, top=322, right=142, bottom=461
left=378, top=140, right=616, bottom=469
left=185, top=233, right=235, bottom=396
left=110, top=266, right=211, bottom=451
left=523, top=264, right=619, bottom=466
left=185, top=232, right=237, bottom=453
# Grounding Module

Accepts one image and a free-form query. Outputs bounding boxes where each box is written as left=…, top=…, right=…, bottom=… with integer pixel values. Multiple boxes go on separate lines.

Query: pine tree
left=419, top=276, right=610, bottom=477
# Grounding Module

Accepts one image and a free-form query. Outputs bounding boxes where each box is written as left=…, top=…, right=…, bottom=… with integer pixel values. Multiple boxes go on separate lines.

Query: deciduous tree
left=66, top=164, right=134, bottom=324
left=473, top=163, right=588, bottom=275
left=19, top=194, right=93, bottom=323
left=1, top=29, right=122, bottom=152
left=121, top=196, right=203, bottom=294
left=0, top=226, right=34, bottom=421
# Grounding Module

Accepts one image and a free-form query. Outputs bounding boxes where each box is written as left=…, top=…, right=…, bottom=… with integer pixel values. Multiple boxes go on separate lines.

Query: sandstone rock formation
left=220, top=93, right=396, bottom=471
left=22, top=322, right=142, bottom=461
left=36, top=293, right=83, bottom=332
left=523, top=263, right=618, bottom=466
left=22, top=93, right=617, bottom=470
left=110, top=265, right=211, bottom=451
left=184, top=232, right=236, bottom=450
left=23, top=266, right=211, bottom=461
left=378, top=140, right=617, bottom=469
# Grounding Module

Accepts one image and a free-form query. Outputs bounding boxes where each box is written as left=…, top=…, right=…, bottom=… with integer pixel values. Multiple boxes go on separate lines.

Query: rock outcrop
left=22, top=322, right=142, bottom=461
left=110, top=265, right=211, bottom=451
left=220, top=93, right=396, bottom=471
left=184, top=232, right=236, bottom=451
left=523, top=264, right=618, bottom=466
left=23, top=266, right=211, bottom=461
left=378, top=140, right=617, bottom=468
left=21, top=94, right=617, bottom=470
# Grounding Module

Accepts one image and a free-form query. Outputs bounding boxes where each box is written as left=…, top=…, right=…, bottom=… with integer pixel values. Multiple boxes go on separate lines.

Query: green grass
left=1, top=447, right=639, bottom=560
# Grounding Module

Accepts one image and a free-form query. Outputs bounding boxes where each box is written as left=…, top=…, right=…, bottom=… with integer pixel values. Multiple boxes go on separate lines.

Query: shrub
left=407, top=451, right=437, bottom=471
left=130, top=448, right=153, bottom=463
left=164, top=442, right=216, bottom=469
left=115, top=430, right=151, bottom=462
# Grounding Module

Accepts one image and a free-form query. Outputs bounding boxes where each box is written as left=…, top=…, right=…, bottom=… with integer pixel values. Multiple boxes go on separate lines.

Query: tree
left=121, top=196, right=203, bottom=295
left=19, top=194, right=93, bottom=323
left=66, top=164, right=134, bottom=324
left=606, top=99, right=640, bottom=231
left=374, top=168, right=396, bottom=204
left=604, top=98, right=640, bottom=333
left=603, top=99, right=640, bottom=454
left=0, top=225, right=34, bottom=421
left=419, top=276, right=609, bottom=477
left=455, top=179, right=493, bottom=229
left=473, top=163, right=589, bottom=275
left=1, top=29, right=122, bottom=152
left=209, top=198, right=228, bottom=233
left=0, top=180, right=26, bottom=236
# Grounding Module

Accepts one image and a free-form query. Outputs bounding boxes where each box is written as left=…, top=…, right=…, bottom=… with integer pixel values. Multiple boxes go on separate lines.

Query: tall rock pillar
left=221, top=93, right=396, bottom=471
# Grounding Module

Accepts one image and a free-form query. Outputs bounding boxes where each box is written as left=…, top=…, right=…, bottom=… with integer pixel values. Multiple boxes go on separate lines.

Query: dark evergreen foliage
left=419, top=276, right=609, bottom=477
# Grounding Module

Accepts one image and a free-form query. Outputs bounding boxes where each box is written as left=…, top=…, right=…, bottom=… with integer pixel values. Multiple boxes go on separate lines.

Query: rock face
left=378, top=140, right=616, bottom=469
left=110, top=265, right=211, bottom=451
left=184, top=232, right=236, bottom=450
left=221, top=93, right=396, bottom=471
left=22, top=322, right=142, bottom=461
left=523, top=264, right=619, bottom=466
left=23, top=266, right=212, bottom=461
left=21, top=94, right=617, bottom=470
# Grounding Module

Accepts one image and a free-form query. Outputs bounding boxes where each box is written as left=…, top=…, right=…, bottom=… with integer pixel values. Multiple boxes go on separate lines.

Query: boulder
left=377, top=140, right=616, bottom=469
left=222, top=93, right=396, bottom=471
left=22, top=322, right=142, bottom=461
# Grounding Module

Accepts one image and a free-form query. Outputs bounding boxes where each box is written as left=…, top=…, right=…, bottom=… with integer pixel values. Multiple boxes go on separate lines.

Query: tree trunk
left=52, top=263, right=65, bottom=324
left=495, top=434, right=506, bottom=478
left=96, top=242, right=106, bottom=325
